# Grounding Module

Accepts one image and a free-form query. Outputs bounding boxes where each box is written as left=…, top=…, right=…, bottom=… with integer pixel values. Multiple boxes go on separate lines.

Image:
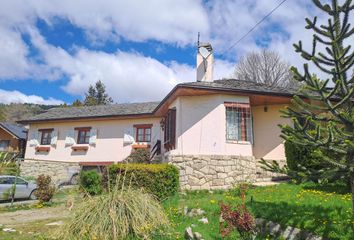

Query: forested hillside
left=0, top=104, right=57, bottom=123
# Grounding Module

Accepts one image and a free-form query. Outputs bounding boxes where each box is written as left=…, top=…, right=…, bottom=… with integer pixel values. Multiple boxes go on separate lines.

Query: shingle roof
left=179, top=79, right=299, bottom=96
left=19, top=79, right=299, bottom=123
left=0, top=122, right=27, bottom=139
left=19, top=102, right=160, bottom=123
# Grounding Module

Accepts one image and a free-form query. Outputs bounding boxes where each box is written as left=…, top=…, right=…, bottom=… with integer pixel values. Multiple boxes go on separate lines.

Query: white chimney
left=196, top=42, right=214, bottom=82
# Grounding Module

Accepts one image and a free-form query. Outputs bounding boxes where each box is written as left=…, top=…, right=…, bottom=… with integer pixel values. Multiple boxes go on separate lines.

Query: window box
left=35, top=146, right=50, bottom=152
left=71, top=145, right=89, bottom=151
left=132, top=144, right=150, bottom=149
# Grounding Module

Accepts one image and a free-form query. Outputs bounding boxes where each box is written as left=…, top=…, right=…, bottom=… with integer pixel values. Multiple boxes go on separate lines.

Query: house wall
left=24, top=117, right=162, bottom=163
left=0, top=129, right=20, bottom=152
left=167, top=94, right=253, bottom=156
left=252, top=104, right=291, bottom=160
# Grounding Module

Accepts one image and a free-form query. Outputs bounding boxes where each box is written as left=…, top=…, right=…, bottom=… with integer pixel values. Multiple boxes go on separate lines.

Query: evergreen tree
left=280, top=0, right=354, bottom=211
left=72, top=99, right=83, bottom=107
left=83, top=80, right=113, bottom=106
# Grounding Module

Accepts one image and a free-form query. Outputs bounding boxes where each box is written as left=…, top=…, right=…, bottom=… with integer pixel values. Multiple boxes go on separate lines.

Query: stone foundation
left=20, top=159, right=80, bottom=185
left=169, top=154, right=286, bottom=190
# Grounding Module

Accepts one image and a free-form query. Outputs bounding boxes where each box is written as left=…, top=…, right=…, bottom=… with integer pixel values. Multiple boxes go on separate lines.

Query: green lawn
left=163, top=183, right=353, bottom=240
left=0, top=183, right=352, bottom=239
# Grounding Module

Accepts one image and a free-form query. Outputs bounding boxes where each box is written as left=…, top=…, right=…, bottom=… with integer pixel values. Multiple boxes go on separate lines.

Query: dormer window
left=39, top=129, right=53, bottom=145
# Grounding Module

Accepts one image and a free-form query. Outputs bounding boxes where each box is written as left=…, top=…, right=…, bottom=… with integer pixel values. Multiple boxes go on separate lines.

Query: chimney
left=196, top=42, right=214, bottom=82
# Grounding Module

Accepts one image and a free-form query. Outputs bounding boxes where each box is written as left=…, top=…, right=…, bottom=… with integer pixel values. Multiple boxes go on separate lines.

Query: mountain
left=0, top=103, right=58, bottom=123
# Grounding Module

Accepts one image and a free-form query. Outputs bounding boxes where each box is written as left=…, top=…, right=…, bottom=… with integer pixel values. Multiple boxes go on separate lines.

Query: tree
left=72, top=99, right=83, bottom=107
left=83, top=80, right=113, bottom=106
left=280, top=0, right=354, bottom=212
left=234, top=49, right=298, bottom=88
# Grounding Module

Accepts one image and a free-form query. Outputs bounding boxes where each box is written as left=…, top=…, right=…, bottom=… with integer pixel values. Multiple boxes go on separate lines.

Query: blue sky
left=0, top=0, right=340, bottom=105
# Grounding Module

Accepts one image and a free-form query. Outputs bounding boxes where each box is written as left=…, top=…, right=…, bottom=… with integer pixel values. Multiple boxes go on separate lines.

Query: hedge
left=108, top=163, right=179, bottom=200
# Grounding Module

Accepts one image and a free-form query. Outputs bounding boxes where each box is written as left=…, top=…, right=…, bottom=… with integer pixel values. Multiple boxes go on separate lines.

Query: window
left=164, top=108, right=176, bottom=150
left=0, top=140, right=10, bottom=151
left=134, top=124, right=152, bottom=142
left=225, top=102, right=253, bottom=143
left=14, top=177, right=27, bottom=185
left=39, top=129, right=53, bottom=145
left=76, top=127, right=91, bottom=144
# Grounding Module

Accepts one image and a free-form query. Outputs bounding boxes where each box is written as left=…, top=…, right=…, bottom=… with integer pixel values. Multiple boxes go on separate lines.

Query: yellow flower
left=210, top=199, right=216, bottom=204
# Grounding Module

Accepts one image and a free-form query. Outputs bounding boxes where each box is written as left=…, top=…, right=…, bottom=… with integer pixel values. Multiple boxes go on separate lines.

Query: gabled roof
left=180, top=79, right=298, bottom=97
left=18, top=102, right=160, bottom=123
left=18, top=79, right=299, bottom=124
left=0, top=122, right=27, bottom=139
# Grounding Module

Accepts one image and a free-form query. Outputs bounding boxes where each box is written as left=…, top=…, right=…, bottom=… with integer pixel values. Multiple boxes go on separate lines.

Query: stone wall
left=20, top=159, right=80, bottom=185
left=168, top=154, right=286, bottom=190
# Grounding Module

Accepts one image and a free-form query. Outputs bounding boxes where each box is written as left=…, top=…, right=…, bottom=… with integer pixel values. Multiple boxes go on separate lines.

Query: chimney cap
left=198, top=42, right=213, bottom=51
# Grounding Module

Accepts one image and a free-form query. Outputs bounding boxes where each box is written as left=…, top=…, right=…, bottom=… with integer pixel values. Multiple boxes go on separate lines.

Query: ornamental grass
left=56, top=177, right=170, bottom=240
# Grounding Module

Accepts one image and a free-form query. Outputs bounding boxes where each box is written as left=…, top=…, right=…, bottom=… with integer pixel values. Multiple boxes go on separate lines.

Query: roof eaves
left=0, top=123, right=23, bottom=139
left=17, top=112, right=156, bottom=124
left=152, top=83, right=296, bottom=114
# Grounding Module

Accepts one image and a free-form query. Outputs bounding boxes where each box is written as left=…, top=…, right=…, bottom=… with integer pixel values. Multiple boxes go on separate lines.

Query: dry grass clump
left=56, top=185, right=170, bottom=240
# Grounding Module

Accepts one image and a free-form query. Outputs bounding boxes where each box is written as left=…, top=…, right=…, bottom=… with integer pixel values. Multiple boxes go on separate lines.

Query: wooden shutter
left=170, top=109, right=176, bottom=149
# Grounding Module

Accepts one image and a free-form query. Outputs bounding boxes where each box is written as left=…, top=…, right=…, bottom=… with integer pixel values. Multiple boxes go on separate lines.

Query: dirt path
left=0, top=205, right=69, bottom=225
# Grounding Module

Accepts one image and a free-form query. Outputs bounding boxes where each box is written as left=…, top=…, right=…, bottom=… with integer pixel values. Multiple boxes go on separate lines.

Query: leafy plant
left=57, top=184, right=170, bottom=240
left=220, top=184, right=256, bottom=240
left=126, top=148, right=151, bottom=163
left=108, top=163, right=179, bottom=201
left=79, top=170, right=103, bottom=195
left=34, top=174, right=55, bottom=203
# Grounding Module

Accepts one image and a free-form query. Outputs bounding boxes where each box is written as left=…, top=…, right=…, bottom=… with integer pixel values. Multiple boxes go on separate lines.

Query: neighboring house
left=18, top=43, right=295, bottom=188
left=0, top=122, right=27, bottom=156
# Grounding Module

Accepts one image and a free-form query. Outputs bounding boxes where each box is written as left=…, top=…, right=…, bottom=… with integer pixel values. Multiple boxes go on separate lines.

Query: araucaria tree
left=281, top=0, right=354, bottom=211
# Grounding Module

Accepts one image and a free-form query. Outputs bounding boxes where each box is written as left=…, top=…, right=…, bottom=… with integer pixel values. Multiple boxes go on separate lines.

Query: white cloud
left=27, top=27, right=236, bottom=102
left=0, top=89, right=63, bottom=105
left=0, top=0, right=353, bottom=102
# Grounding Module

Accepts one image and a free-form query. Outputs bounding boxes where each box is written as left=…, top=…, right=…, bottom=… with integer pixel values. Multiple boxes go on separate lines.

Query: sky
left=0, top=0, right=351, bottom=105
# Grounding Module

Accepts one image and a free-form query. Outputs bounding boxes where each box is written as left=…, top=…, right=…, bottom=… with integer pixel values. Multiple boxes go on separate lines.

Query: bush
left=108, top=163, right=179, bottom=200
left=126, top=148, right=150, bottom=163
left=57, top=186, right=170, bottom=240
left=284, top=141, right=315, bottom=172
left=79, top=170, right=103, bottom=195
left=284, top=141, right=348, bottom=183
left=34, top=174, right=55, bottom=203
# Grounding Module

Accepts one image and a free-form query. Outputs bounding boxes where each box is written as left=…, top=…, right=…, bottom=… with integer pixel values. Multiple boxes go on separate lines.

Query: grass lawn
left=163, top=183, right=353, bottom=240
left=0, top=183, right=352, bottom=239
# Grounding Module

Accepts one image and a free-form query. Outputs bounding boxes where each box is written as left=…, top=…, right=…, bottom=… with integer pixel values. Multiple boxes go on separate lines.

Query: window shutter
left=171, top=109, right=176, bottom=149
left=123, top=127, right=135, bottom=144
left=29, top=131, right=39, bottom=147
left=50, top=130, right=58, bottom=146
left=65, top=129, right=76, bottom=146
left=89, top=128, right=97, bottom=145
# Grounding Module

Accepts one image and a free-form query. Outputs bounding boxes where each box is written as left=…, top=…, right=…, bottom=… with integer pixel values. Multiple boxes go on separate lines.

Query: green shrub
left=126, top=148, right=150, bottom=163
left=57, top=186, right=170, bottom=240
left=284, top=141, right=348, bottom=183
left=284, top=140, right=314, bottom=172
left=79, top=170, right=103, bottom=195
left=108, top=163, right=179, bottom=200
left=34, top=174, right=55, bottom=203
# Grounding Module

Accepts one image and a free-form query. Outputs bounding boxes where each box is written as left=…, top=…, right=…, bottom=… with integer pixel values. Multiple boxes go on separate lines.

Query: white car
left=0, top=175, right=37, bottom=200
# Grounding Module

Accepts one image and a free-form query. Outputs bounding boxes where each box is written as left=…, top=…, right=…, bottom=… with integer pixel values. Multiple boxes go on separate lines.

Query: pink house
left=19, top=43, right=294, bottom=189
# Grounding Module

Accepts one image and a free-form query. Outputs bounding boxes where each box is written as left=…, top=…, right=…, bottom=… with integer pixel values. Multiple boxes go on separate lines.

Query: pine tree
left=280, top=0, right=354, bottom=212
left=83, top=80, right=113, bottom=106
